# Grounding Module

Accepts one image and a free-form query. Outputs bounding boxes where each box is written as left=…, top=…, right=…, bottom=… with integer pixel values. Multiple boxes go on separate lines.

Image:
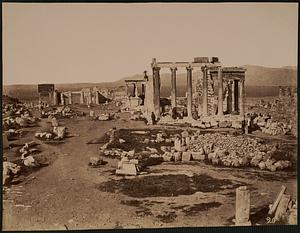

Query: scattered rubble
left=3, top=161, right=21, bottom=186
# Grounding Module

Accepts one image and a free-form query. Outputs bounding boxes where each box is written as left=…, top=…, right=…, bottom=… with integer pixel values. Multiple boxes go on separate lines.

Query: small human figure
left=151, top=112, right=156, bottom=125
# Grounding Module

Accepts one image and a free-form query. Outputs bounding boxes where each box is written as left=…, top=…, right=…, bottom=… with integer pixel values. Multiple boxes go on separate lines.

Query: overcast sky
left=3, top=3, right=298, bottom=85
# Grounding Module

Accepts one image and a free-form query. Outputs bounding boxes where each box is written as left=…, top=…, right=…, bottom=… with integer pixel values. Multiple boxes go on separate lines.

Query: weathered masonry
left=124, top=78, right=146, bottom=109
left=38, top=84, right=55, bottom=104
left=59, top=87, right=108, bottom=106
left=143, top=57, right=246, bottom=126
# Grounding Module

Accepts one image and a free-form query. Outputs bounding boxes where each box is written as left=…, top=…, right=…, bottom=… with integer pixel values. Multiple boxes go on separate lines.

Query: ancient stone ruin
left=125, top=57, right=246, bottom=128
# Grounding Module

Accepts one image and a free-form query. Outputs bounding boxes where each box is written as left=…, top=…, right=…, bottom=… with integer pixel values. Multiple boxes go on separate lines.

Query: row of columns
left=152, top=66, right=245, bottom=119
left=126, top=82, right=146, bottom=98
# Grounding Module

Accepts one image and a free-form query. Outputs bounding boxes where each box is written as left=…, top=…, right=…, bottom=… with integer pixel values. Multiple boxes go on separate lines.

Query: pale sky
left=3, top=3, right=298, bottom=85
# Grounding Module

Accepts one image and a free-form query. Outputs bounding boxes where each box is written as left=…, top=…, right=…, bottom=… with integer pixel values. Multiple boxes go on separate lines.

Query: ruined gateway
left=125, top=57, right=246, bottom=128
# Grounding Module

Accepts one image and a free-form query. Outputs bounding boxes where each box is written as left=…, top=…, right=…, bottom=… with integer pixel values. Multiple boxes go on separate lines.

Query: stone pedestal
left=235, top=186, right=251, bottom=226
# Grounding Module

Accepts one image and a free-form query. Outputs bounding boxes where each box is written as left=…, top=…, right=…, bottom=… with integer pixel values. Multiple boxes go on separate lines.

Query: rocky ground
left=2, top=104, right=298, bottom=230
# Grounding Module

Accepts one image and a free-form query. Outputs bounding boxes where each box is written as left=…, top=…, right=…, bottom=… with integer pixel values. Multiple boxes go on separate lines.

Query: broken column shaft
left=235, top=186, right=251, bottom=226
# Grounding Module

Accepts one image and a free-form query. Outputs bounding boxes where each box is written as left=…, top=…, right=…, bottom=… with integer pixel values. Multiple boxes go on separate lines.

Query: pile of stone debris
left=3, top=141, right=47, bottom=186
left=41, top=106, right=84, bottom=118
left=3, top=103, right=38, bottom=130
left=267, top=186, right=297, bottom=224
left=35, top=116, right=67, bottom=141
left=100, top=128, right=293, bottom=172
left=253, top=115, right=291, bottom=136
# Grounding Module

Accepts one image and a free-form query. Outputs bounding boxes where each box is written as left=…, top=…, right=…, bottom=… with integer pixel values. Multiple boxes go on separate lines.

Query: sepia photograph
left=2, top=1, right=298, bottom=231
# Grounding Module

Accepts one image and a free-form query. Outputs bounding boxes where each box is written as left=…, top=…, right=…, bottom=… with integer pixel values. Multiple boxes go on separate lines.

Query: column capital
left=201, top=65, right=208, bottom=72
left=170, top=67, right=177, bottom=72
left=186, top=65, right=193, bottom=71
left=153, top=66, right=161, bottom=71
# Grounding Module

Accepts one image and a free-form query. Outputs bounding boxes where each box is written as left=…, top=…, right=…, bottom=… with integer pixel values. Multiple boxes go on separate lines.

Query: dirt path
left=2, top=115, right=297, bottom=230
left=3, top=117, right=148, bottom=230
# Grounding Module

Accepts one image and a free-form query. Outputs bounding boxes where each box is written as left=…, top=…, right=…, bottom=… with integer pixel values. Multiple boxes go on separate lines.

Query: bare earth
left=2, top=108, right=297, bottom=230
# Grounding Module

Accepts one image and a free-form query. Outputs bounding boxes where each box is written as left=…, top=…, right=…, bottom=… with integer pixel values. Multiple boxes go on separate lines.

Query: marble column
left=235, top=186, right=251, bottom=226
left=88, top=91, right=92, bottom=105
left=68, top=91, right=72, bottom=105
left=80, top=91, right=84, bottom=104
left=60, top=94, right=65, bottom=105
left=239, top=79, right=245, bottom=116
left=170, top=67, right=177, bottom=109
left=53, top=91, right=58, bottom=105
left=134, top=83, right=138, bottom=97
left=217, top=67, right=223, bottom=116
left=202, top=66, right=208, bottom=116
left=232, top=80, right=238, bottom=113
left=95, top=91, right=99, bottom=105
left=153, top=67, right=161, bottom=117
left=186, top=65, right=193, bottom=118
left=126, top=84, right=129, bottom=96
left=141, top=84, right=145, bottom=96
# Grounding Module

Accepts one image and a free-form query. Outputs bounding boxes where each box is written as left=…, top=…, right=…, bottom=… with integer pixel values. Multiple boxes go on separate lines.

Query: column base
left=235, top=220, right=251, bottom=226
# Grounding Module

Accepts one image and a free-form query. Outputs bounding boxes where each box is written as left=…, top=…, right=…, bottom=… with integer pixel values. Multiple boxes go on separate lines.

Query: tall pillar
left=153, top=67, right=161, bottom=117
left=217, top=67, right=223, bottom=116
left=141, top=84, right=145, bottom=96
left=134, top=82, right=138, bottom=97
left=88, top=91, right=92, bottom=105
left=53, top=91, right=58, bottom=105
left=68, top=91, right=72, bottom=105
left=170, top=67, right=177, bottom=109
left=186, top=65, right=193, bottom=118
left=202, top=66, right=208, bottom=116
left=230, top=80, right=235, bottom=113
left=60, top=94, right=65, bottom=105
left=126, top=84, right=129, bottom=96
left=80, top=91, right=84, bottom=104
left=95, top=91, right=99, bottom=105
left=233, top=80, right=239, bottom=113
left=239, top=79, right=245, bottom=117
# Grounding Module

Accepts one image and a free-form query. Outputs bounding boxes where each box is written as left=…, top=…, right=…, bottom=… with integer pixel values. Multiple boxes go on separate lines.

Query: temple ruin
left=129, top=57, right=247, bottom=128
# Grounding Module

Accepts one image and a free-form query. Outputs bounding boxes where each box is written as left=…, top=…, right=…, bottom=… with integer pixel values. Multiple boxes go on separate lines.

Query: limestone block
left=182, top=152, right=192, bottom=162
left=173, top=152, right=182, bottom=162
left=191, top=151, right=206, bottom=161
left=116, top=163, right=138, bottom=176
left=232, top=121, right=243, bottom=129
left=3, top=133, right=9, bottom=149
left=274, top=194, right=291, bottom=221
left=163, top=152, right=173, bottom=162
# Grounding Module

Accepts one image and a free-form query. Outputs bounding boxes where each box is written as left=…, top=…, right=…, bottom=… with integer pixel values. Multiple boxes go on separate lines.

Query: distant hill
left=3, top=65, right=297, bottom=101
